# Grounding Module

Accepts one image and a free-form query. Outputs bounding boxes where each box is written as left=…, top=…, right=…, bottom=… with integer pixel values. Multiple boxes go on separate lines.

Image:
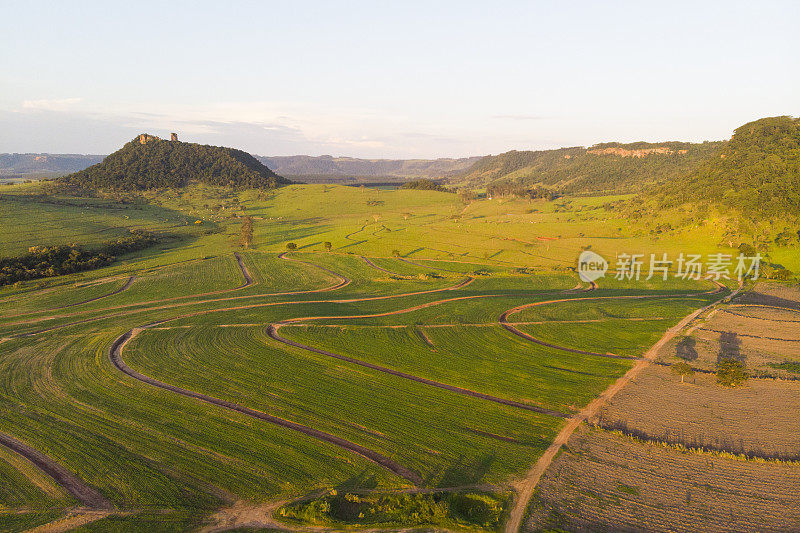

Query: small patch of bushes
left=277, top=490, right=510, bottom=530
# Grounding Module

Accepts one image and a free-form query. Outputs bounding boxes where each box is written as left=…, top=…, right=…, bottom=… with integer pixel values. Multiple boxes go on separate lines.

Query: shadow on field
left=736, top=291, right=800, bottom=311
left=675, top=336, right=699, bottom=362
left=335, top=471, right=380, bottom=492
left=338, top=239, right=367, bottom=249
left=435, top=454, right=495, bottom=487
left=402, top=247, right=424, bottom=257
left=717, top=331, right=745, bottom=364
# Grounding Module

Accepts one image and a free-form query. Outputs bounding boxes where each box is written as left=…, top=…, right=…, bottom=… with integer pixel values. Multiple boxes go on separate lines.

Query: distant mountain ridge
left=0, top=153, right=104, bottom=179
left=257, top=154, right=482, bottom=181
left=59, top=134, right=288, bottom=191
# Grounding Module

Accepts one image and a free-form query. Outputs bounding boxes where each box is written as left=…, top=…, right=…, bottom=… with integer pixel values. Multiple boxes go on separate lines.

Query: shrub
left=671, top=361, right=695, bottom=383
left=717, top=359, right=748, bottom=387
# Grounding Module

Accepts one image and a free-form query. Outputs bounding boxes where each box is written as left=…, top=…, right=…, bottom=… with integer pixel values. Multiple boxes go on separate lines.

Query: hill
left=257, top=154, right=481, bottom=181
left=0, top=153, right=104, bottom=180
left=59, top=134, right=288, bottom=191
left=449, top=142, right=723, bottom=195
left=655, top=116, right=800, bottom=216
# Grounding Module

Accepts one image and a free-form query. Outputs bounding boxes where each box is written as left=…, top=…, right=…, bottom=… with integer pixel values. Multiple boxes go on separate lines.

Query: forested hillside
left=449, top=142, right=723, bottom=194
left=655, top=116, right=800, bottom=216
left=59, top=135, right=288, bottom=191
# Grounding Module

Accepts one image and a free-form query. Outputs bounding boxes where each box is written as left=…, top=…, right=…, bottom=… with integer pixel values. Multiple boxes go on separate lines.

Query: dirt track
left=361, top=256, right=402, bottom=276
left=232, top=252, right=253, bottom=288
left=47, top=275, right=136, bottom=311
left=0, top=431, right=112, bottom=510
left=498, top=282, right=725, bottom=362
left=109, top=328, right=422, bottom=485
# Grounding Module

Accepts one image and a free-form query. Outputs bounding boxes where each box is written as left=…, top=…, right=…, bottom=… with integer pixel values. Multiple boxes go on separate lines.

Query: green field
left=0, top=182, right=739, bottom=531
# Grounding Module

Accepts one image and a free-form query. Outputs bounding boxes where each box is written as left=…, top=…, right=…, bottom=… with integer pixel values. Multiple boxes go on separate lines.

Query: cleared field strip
left=596, top=363, right=800, bottom=458
left=109, top=328, right=422, bottom=485
left=697, top=326, right=800, bottom=342
left=0, top=431, right=112, bottom=510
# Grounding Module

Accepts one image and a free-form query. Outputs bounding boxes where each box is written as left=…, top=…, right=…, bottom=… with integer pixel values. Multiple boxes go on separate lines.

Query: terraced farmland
left=0, top=183, right=771, bottom=531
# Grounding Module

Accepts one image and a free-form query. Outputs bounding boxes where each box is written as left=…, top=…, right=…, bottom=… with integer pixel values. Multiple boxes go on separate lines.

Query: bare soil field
left=524, top=283, right=800, bottom=532
left=655, top=282, right=800, bottom=375
left=525, top=425, right=800, bottom=533
left=596, top=364, right=800, bottom=458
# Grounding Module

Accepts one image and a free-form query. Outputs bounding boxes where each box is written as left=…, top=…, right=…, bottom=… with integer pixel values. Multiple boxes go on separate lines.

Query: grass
left=124, top=325, right=564, bottom=487
left=0, top=182, right=727, bottom=530
left=280, top=324, right=633, bottom=413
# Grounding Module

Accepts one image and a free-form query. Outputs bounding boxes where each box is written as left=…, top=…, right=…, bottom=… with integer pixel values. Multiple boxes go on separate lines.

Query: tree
left=323, top=241, right=332, bottom=252
left=391, top=249, right=401, bottom=257
left=670, top=361, right=694, bottom=383
left=239, top=216, right=253, bottom=249
left=717, top=359, right=748, bottom=387
left=286, top=242, right=297, bottom=251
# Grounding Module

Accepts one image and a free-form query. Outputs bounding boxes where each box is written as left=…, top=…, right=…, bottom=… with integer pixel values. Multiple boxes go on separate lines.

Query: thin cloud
left=492, top=114, right=546, bottom=121
left=22, top=98, right=83, bottom=111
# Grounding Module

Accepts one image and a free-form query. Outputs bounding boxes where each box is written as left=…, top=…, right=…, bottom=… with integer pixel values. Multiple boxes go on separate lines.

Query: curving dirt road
left=109, top=328, right=422, bottom=486
left=10, top=267, right=476, bottom=339
left=497, top=282, right=725, bottom=361
left=0, top=431, right=112, bottom=510
left=361, top=256, right=402, bottom=276
left=47, top=276, right=137, bottom=311
left=232, top=252, right=253, bottom=288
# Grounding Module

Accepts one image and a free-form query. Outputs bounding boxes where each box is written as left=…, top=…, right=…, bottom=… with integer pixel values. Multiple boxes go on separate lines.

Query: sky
left=1, top=0, right=798, bottom=158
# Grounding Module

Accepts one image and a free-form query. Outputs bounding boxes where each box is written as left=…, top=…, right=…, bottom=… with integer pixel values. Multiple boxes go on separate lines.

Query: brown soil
left=596, top=364, right=800, bottom=458
left=525, top=425, right=800, bottom=533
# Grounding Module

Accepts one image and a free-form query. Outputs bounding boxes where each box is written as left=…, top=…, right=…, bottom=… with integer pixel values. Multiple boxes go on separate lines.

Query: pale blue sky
left=1, top=0, right=797, bottom=157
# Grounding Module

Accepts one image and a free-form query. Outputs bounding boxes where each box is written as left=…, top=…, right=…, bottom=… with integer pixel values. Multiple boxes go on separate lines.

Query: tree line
left=0, top=230, right=159, bottom=286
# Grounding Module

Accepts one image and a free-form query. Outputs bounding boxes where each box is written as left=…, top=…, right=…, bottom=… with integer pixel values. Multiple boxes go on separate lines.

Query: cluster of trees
left=486, top=182, right=560, bottom=200
left=401, top=179, right=450, bottom=192
left=0, top=230, right=159, bottom=286
left=58, top=136, right=290, bottom=191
